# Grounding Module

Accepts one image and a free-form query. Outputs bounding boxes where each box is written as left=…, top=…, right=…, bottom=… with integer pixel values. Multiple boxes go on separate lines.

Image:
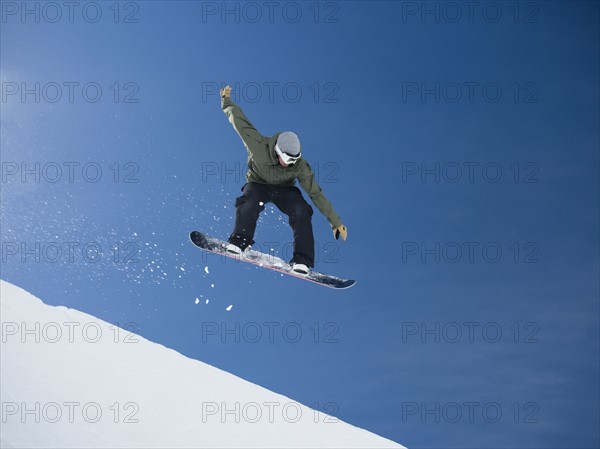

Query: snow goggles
left=275, top=143, right=301, bottom=165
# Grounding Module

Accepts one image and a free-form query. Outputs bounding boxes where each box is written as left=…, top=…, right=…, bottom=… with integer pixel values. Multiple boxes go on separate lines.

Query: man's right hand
left=220, top=85, right=232, bottom=98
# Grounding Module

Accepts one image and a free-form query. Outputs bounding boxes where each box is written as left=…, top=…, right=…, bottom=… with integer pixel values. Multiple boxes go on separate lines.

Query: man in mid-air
left=220, top=85, right=347, bottom=275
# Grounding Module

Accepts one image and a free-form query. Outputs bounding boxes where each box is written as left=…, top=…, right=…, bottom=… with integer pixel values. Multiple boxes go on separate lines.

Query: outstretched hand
left=333, top=224, right=348, bottom=241
left=220, top=85, right=232, bottom=98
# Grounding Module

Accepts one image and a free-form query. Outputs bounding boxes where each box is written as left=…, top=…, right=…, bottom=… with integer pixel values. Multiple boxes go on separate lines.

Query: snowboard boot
left=292, top=263, right=310, bottom=276
left=227, top=233, right=253, bottom=258
left=225, top=243, right=246, bottom=257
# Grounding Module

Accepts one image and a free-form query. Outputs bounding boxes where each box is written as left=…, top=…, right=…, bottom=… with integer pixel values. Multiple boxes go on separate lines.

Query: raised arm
left=220, top=85, right=264, bottom=153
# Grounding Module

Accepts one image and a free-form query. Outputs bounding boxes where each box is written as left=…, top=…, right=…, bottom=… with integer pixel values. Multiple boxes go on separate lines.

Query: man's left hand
left=333, top=224, right=348, bottom=241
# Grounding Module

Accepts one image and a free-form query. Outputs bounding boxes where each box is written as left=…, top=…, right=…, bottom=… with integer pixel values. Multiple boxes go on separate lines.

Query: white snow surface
left=0, top=280, right=405, bottom=448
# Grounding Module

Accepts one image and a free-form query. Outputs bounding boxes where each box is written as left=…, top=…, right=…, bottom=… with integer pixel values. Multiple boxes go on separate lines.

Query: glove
left=220, top=85, right=232, bottom=98
left=332, top=224, right=347, bottom=241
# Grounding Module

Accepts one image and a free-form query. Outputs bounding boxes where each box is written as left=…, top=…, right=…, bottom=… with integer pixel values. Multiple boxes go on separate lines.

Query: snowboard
left=189, top=231, right=355, bottom=289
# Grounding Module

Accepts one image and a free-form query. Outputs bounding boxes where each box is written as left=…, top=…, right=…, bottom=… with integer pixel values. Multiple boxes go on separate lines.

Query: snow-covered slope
left=0, top=280, right=404, bottom=448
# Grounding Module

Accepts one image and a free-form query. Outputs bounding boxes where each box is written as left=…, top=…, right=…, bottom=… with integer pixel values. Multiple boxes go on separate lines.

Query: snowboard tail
left=189, top=231, right=355, bottom=289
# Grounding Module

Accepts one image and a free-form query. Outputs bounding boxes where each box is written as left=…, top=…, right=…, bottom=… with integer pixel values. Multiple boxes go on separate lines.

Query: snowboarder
left=220, top=85, right=348, bottom=276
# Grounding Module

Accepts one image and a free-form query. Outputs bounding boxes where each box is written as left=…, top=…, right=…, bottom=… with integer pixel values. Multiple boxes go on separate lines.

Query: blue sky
left=1, top=1, right=598, bottom=447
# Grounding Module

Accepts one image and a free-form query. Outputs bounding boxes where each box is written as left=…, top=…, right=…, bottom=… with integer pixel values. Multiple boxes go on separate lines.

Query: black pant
left=229, top=182, right=315, bottom=267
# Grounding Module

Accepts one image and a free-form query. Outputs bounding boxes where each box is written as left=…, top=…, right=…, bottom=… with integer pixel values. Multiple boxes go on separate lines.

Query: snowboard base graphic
left=189, top=231, right=355, bottom=290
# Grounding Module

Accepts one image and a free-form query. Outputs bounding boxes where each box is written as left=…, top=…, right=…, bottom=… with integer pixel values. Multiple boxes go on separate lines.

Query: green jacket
left=222, top=96, right=342, bottom=228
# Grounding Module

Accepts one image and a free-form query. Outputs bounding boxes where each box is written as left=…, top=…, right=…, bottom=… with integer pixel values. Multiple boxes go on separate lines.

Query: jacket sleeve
left=221, top=96, right=264, bottom=154
left=298, top=162, right=342, bottom=228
